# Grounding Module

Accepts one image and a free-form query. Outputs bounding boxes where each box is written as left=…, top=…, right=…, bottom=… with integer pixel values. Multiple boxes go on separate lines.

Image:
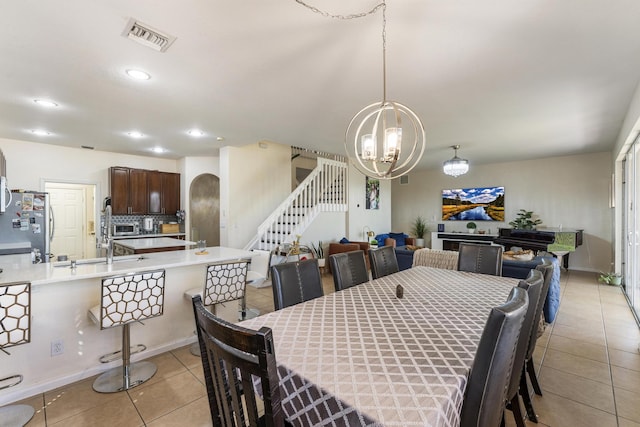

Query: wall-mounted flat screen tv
left=442, top=186, right=505, bottom=221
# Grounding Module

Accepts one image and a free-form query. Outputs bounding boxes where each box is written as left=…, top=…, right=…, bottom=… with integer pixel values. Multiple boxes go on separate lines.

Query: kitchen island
left=113, top=237, right=196, bottom=255
left=0, top=246, right=254, bottom=405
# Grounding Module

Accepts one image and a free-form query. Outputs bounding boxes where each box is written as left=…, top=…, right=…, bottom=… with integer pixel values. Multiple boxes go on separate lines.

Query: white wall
left=0, top=138, right=177, bottom=202
left=347, top=164, right=392, bottom=242
left=220, top=142, right=291, bottom=248
left=392, top=152, right=613, bottom=273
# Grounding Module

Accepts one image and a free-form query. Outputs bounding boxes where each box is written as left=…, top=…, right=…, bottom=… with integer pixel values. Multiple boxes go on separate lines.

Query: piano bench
left=502, top=256, right=546, bottom=280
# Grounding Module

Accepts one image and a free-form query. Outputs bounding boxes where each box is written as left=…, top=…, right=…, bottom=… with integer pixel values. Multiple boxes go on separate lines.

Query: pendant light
left=443, top=145, right=469, bottom=177
left=344, top=1, right=426, bottom=180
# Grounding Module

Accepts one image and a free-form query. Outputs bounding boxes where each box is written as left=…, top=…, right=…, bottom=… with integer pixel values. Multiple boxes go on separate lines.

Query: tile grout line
left=597, top=276, right=621, bottom=427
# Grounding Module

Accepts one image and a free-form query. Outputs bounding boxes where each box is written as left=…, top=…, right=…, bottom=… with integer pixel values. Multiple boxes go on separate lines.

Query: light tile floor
left=9, top=270, right=640, bottom=427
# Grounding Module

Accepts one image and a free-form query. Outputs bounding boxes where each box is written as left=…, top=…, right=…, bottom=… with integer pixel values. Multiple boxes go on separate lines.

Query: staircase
left=244, top=157, right=348, bottom=251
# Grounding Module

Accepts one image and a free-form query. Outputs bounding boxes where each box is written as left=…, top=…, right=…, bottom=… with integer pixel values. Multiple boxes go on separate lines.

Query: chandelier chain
left=293, top=0, right=388, bottom=101
left=293, top=0, right=384, bottom=20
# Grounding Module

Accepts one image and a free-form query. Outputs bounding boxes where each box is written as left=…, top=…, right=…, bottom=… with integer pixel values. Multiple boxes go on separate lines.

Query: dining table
left=240, top=266, right=520, bottom=427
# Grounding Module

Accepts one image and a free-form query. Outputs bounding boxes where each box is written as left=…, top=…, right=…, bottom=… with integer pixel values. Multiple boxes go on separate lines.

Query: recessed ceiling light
left=187, top=129, right=205, bottom=137
left=127, top=131, right=144, bottom=138
left=125, top=69, right=151, bottom=80
left=34, top=99, right=59, bottom=108
left=216, top=136, right=225, bottom=141
left=31, top=129, right=51, bottom=136
left=151, top=147, right=166, bottom=154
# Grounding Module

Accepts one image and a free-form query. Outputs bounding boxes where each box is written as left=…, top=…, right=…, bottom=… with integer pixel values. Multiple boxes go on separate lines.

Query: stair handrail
left=244, top=157, right=347, bottom=251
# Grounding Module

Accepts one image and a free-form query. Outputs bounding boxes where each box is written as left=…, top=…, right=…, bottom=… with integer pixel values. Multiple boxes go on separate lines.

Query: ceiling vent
left=122, top=18, right=176, bottom=52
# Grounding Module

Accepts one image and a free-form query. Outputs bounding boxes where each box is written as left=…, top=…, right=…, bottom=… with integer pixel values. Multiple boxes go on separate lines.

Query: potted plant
left=466, top=222, right=477, bottom=234
left=598, top=272, right=622, bottom=286
left=411, top=216, right=427, bottom=247
left=310, top=241, right=325, bottom=267
left=509, top=209, right=542, bottom=230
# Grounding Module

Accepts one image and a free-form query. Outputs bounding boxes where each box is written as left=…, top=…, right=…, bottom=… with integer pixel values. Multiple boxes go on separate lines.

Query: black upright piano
left=495, top=228, right=583, bottom=268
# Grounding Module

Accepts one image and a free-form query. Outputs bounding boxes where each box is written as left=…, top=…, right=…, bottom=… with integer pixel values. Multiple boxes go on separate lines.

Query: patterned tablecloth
left=240, top=266, right=519, bottom=427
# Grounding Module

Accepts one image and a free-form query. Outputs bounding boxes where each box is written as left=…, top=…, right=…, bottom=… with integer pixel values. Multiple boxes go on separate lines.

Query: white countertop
left=113, top=232, right=185, bottom=240
left=114, top=237, right=196, bottom=250
left=0, top=246, right=254, bottom=286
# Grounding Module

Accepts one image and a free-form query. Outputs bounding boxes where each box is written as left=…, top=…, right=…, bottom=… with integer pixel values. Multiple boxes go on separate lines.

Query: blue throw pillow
left=374, top=233, right=389, bottom=247
left=388, top=232, right=407, bottom=246
left=339, top=237, right=350, bottom=244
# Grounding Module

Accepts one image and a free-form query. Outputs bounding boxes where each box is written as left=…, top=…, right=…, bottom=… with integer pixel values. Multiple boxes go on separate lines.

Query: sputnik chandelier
left=295, top=0, right=426, bottom=180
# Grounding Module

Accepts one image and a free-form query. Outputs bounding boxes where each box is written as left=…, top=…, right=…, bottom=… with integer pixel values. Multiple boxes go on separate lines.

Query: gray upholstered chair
left=329, top=250, right=369, bottom=291
left=505, top=269, right=544, bottom=427
left=368, top=245, right=399, bottom=279
left=457, top=243, right=504, bottom=276
left=520, top=258, right=554, bottom=422
left=271, top=258, right=324, bottom=310
left=192, top=294, right=292, bottom=427
left=459, top=286, right=529, bottom=427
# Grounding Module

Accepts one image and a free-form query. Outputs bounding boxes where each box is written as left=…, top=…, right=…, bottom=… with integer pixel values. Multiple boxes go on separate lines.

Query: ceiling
left=2, top=0, right=639, bottom=171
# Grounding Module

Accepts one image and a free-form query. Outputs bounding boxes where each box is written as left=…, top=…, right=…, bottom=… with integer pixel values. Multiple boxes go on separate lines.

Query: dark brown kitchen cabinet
left=109, top=167, right=148, bottom=214
left=148, top=171, right=180, bottom=214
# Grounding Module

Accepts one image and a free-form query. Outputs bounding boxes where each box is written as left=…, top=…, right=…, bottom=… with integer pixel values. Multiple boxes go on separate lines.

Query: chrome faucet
left=99, top=202, right=114, bottom=265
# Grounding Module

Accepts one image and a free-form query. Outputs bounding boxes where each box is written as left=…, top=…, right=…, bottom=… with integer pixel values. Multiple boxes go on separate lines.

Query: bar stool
left=88, top=269, right=165, bottom=393
left=183, top=259, right=250, bottom=356
left=0, top=282, right=35, bottom=426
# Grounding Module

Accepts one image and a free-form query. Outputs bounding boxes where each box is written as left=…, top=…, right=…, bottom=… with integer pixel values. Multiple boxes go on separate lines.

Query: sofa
left=374, top=232, right=416, bottom=248
left=502, top=255, right=560, bottom=323
left=327, top=240, right=370, bottom=273
left=394, top=246, right=416, bottom=271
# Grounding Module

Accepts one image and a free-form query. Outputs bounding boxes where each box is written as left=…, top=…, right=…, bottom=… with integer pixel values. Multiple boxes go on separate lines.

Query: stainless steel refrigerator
left=0, top=190, right=52, bottom=263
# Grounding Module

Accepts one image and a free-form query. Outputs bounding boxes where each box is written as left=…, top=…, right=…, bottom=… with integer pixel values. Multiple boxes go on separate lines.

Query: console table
left=431, top=232, right=498, bottom=251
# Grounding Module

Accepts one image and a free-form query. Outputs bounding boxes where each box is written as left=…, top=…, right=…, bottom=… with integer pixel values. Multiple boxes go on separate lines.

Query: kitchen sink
left=53, top=255, right=146, bottom=268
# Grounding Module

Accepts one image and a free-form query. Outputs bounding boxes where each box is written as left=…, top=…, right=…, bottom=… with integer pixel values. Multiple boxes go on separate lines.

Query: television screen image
left=442, top=186, right=505, bottom=221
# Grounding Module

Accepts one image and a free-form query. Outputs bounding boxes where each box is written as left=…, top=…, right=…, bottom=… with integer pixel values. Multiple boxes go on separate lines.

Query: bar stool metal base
left=0, top=404, right=35, bottom=427
left=92, top=361, right=157, bottom=393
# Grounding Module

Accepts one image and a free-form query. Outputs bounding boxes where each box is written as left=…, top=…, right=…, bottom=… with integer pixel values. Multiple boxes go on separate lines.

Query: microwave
left=113, top=223, right=139, bottom=236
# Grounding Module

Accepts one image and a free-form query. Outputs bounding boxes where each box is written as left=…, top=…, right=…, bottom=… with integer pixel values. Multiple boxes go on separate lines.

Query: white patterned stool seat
left=0, top=282, right=35, bottom=426
left=184, top=260, right=254, bottom=356
left=88, top=269, right=165, bottom=393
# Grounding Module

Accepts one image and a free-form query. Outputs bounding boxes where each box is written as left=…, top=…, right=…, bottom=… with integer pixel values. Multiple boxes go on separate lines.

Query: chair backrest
left=459, top=286, right=528, bottom=427
left=329, top=250, right=369, bottom=291
left=100, top=269, right=165, bottom=329
left=506, top=269, right=544, bottom=400
left=204, top=260, right=249, bottom=306
left=527, top=258, right=554, bottom=359
left=0, top=282, right=31, bottom=350
left=457, top=243, right=504, bottom=276
left=270, top=258, right=324, bottom=310
left=412, top=248, right=459, bottom=270
left=368, top=246, right=399, bottom=279
left=192, top=294, right=285, bottom=427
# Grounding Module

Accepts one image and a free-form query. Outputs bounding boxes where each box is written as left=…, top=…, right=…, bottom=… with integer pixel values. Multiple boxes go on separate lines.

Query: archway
left=189, top=174, right=220, bottom=246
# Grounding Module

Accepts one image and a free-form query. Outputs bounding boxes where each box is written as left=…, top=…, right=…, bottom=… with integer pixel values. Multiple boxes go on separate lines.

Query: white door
left=48, top=186, right=86, bottom=260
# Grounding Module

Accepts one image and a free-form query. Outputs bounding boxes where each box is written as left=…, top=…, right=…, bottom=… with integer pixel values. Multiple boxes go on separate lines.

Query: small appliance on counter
left=113, top=223, right=140, bottom=236
left=0, top=190, right=52, bottom=263
left=143, top=217, right=154, bottom=233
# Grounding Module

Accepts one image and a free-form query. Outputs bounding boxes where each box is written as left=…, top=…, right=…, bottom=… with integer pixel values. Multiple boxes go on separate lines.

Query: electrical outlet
left=51, top=339, right=64, bottom=356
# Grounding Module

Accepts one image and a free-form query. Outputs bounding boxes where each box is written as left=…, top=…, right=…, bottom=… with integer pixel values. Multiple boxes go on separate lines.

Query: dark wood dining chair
left=329, top=250, right=369, bottom=291
left=368, top=245, right=399, bottom=279
left=457, top=243, right=504, bottom=276
left=520, top=258, right=555, bottom=422
left=505, top=269, right=544, bottom=427
left=192, top=294, right=291, bottom=427
left=270, top=258, right=324, bottom=310
left=459, top=286, right=529, bottom=427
